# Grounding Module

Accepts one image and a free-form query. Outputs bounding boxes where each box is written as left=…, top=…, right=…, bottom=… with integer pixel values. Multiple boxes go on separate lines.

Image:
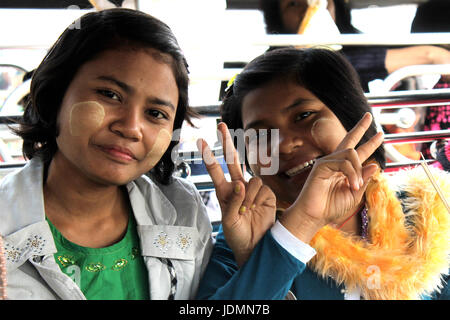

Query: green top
left=47, top=214, right=150, bottom=300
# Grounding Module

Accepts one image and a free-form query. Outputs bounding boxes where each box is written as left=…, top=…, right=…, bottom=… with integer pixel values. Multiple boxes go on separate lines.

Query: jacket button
left=32, top=256, right=42, bottom=263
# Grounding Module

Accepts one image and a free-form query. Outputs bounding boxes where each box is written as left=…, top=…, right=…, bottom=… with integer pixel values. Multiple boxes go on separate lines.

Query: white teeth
left=285, top=159, right=315, bottom=177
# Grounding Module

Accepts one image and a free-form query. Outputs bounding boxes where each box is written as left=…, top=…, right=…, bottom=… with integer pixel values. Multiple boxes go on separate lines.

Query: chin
left=88, top=168, right=142, bottom=187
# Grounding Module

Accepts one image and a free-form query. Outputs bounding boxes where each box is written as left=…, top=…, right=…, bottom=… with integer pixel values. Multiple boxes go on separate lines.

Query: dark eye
left=97, top=89, right=121, bottom=102
left=287, top=0, right=305, bottom=8
left=146, top=109, right=167, bottom=120
left=295, top=111, right=314, bottom=121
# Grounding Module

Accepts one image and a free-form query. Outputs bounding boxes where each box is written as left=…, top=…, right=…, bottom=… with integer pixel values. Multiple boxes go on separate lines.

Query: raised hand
left=279, top=112, right=384, bottom=243
left=197, top=122, right=276, bottom=267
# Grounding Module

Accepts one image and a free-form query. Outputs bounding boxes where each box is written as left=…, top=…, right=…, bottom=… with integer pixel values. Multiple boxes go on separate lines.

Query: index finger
left=336, top=112, right=373, bottom=151
left=217, top=122, right=246, bottom=183
left=356, top=131, right=384, bottom=164
left=197, top=138, right=227, bottom=188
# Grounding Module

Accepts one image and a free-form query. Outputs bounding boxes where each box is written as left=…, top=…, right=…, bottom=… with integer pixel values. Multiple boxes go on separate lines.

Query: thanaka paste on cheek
left=69, top=101, right=105, bottom=136
left=144, top=129, right=172, bottom=168
left=311, top=118, right=343, bottom=149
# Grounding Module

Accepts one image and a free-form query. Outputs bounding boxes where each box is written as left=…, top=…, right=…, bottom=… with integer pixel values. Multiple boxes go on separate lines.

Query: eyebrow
left=244, top=98, right=314, bottom=131
left=97, top=75, right=131, bottom=93
left=282, top=98, right=315, bottom=113
left=244, top=119, right=266, bottom=132
left=148, top=97, right=176, bottom=111
left=96, top=75, right=176, bottom=111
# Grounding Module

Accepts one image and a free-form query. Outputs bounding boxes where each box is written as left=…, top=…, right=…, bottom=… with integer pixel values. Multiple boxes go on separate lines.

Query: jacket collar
left=1, top=158, right=180, bottom=270
left=3, top=221, right=56, bottom=272
left=126, top=176, right=178, bottom=226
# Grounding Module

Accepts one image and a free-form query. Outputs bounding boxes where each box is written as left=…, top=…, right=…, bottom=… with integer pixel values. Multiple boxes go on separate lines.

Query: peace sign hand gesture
left=197, top=122, right=276, bottom=267
left=279, top=112, right=384, bottom=243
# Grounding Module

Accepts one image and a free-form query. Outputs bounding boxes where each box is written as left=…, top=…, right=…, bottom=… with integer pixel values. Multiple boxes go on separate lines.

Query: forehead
left=240, top=77, right=324, bottom=126
left=74, top=48, right=178, bottom=94
left=242, top=78, right=311, bottom=112
left=82, top=47, right=174, bottom=73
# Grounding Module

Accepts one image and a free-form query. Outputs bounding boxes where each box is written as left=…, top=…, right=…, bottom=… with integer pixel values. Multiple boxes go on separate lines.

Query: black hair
left=259, top=0, right=360, bottom=34
left=259, top=0, right=289, bottom=34
left=333, top=0, right=359, bottom=34
left=221, top=47, right=386, bottom=171
left=411, top=0, right=450, bottom=33
left=13, top=8, right=194, bottom=185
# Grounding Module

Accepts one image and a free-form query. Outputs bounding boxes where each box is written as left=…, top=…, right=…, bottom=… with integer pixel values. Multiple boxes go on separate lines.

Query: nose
left=278, top=128, right=304, bottom=156
left=110, top=105, right=143, bottom=141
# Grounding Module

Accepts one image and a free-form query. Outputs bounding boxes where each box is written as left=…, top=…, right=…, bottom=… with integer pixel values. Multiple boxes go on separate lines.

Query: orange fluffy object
left=308, top=167, right=450, bottom=300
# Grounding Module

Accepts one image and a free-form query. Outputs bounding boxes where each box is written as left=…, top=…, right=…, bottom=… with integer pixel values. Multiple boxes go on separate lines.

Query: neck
left=43, top=152, right=128, bottom=221
left=43, top=152, right=130, bottom=248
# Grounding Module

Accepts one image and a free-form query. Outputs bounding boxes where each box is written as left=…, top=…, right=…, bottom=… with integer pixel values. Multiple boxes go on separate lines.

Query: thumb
left=362, top=163, right=379, bottom=182
left=359, top=163, right=379, bottom=192
left=222, top=180, right=246, bottom=225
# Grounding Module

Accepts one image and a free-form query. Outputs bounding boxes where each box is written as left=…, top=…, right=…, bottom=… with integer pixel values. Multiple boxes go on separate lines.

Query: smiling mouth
left=284, top=159, right=316, bottom=178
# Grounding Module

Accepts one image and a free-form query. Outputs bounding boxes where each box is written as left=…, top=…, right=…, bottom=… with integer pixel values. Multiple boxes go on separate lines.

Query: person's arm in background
left=385, top=46, right=450, bottom=80
left=341, top=45, right=450, bottom=92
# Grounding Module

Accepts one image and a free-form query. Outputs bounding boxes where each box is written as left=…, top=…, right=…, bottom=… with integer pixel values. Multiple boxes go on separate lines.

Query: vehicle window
left=0, top=65, right=26, bottom=113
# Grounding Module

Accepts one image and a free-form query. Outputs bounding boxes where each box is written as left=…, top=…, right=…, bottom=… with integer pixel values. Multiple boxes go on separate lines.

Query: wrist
left=278, top=208, right=324, bottom=244
left=231, top=248, right=252, bottom=268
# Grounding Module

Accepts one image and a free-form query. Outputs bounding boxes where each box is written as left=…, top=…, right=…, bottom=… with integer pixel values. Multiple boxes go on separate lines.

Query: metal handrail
left=383, top=130, right=450, bottom=144
left=186, top=89, right=450, bottom=116
left=1, top=90, right=449, bottom=186
left=381, top=64, right=450, bottom=92
left=366, top=88, right=450, bottom=103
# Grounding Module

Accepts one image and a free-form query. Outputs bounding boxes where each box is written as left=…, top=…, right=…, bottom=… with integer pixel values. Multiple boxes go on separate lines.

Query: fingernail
left=251, top=204, right=256, bottom=210
left=359, top=177, right=364, bottom=187
left=234, top=185, right=241, bottom=194
left=239, top=206, right=247, bottom=213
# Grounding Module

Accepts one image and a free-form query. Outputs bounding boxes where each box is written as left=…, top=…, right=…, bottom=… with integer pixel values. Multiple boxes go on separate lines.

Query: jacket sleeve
left=195, top=225, right=307, bottom=300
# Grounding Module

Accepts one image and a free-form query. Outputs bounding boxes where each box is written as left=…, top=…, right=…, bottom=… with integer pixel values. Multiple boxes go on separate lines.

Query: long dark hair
left=221, top=47, right=386, bottom=170
left=13, top=8, right=195, bottom=185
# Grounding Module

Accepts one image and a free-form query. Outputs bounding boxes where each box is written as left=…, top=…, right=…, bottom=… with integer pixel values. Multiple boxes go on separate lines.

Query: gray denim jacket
left=0, top=158, right=214, bottom=300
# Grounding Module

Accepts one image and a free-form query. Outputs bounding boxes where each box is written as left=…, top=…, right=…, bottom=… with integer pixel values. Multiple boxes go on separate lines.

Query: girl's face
left=55, top=48, right=178, bottom=186
left=241, top=77, right=347, bottom=207
left=280, top=0, right=336, bottom=33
